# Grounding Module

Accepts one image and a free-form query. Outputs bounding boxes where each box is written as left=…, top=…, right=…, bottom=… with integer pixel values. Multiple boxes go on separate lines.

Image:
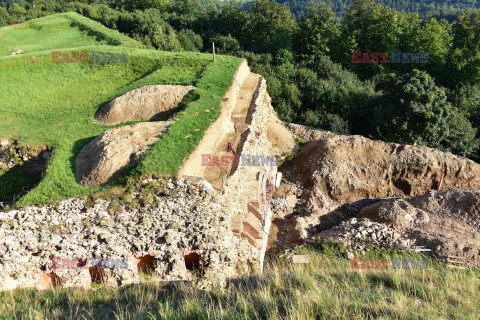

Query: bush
left=211, top=34, right=240, bottom=54
left=0, top=7, right=9, bottom=26
left=177, top=29, right=203, bottom=52
left=302, top=110, right=350, bottom=133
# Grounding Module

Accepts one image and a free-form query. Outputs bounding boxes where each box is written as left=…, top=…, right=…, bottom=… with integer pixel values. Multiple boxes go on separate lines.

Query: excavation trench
left=202, top=73, right=262, bottom=191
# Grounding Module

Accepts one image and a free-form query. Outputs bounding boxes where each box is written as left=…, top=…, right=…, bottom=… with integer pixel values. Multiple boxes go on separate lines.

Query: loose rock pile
left=316, top=217, right=416, bottom=252
left=11, top=49, right=24, bottom=55
left=269, top=198, right=289, bottom=211
left=357, top=190, right=480, bottom=267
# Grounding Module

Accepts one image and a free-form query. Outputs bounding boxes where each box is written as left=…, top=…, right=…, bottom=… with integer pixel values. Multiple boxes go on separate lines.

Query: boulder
left=75, top=122, right=171, bottom=188
left=95, top=85, right=195, bottom=125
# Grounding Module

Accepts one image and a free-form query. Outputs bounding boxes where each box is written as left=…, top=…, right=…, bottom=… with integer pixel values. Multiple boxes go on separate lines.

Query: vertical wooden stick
left=213, top=42, right=216, bottom=61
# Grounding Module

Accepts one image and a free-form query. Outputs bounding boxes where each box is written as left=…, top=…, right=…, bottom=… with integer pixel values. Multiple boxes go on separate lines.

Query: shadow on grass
left=69, top=21, right=120, bottom=46
left=0, top=146, right=52, bottom=204
left=68, top=136, right=98, bottom=181
left=1, top=272, right=316, bottom=320
left=366, top=273, right=400, bottom=290
left=0, top=264, right=454, bottom=320
left=0, top=167, right=42, bottom=203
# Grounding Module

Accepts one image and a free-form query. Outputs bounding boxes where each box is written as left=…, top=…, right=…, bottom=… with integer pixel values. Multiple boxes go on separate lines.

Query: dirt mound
left=75, top=122, right=171, bottom=188
left=356, top=190, right=480, bottom=267
left=95, top=85, right=194, bottom=125
left=288, top=123, right=342, bottom=142
left=284, top=124, right=480, bottom=216
left=266, top=115, right=295, bottom=156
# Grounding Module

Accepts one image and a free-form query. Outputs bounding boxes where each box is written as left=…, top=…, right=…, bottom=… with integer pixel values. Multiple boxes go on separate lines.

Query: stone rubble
left=0, top=179, right=258, bottom=290
left=11, top=49, right=24, bottom=55
left=269, top=198, right=289, bottom=211
left=316, top=217, right=416, bottom=253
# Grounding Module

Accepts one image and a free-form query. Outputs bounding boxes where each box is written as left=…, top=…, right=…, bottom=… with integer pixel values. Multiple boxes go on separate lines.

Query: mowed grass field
left=1, top=243, right=479, bottom=319
left=0, top=12, right=139, bottom=57
left=0, top=12, right=242, bottom=206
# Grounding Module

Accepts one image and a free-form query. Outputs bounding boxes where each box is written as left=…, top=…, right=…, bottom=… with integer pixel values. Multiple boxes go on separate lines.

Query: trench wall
left=178, top=59, right=251, bottom=178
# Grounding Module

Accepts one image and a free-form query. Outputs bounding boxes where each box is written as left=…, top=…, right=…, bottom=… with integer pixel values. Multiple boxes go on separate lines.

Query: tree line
left=2, top=0, right=480, bottom=160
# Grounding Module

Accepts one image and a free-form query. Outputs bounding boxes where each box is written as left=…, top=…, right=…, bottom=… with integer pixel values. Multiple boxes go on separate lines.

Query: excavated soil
left=178, top=60, right=252, bottom=181
left=266, top=115, right=295, bottom=157
left=286, top=124, right=480, bottom=216
left=202, top=73, right=261, bottom=191
left=95, top=85, right=194, bottom=125
left=357, top=190, right=480, bottom=268
left=271, top=124, right=480, bottom=267
left=75, top=122, right=171, bottom=188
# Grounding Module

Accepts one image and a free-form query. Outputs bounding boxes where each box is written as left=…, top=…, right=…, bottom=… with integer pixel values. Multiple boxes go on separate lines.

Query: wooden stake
left=213, top=42, right=216, bottom=61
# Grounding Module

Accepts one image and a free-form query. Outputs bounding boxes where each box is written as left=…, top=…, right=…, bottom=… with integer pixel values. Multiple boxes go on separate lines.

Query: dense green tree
left=305, top=55, right=378, bottom=133
left=341, top=0, right=427, bottom=78
left=447, top=10, right=480, bottom=86
left=450, top=83, right=480, bottom=116
left=276, top=0, right=480, bottom=18
left=243, top=0, right=297, bottom=53
left=301, top=110, right=350, bottom=133
left=0, top=6, right=9, bottom=25
left=213, top=4, right=247, bottom=41
left=374, top=70, right=478, bottom=156
left=8, top=2, right=26, bottom=22
left=211, top=34, right=241, bottom=54
left=177, top=29, right=203, bottom=51
left=411, top=17, right=452, bottom=84
left=343, top=0, right=397, bottom=53
left=295, top=3, right=340, bottom=62
left=131, top=9, right=182, bottom=51
left=121, top=0, right=170, bottom=11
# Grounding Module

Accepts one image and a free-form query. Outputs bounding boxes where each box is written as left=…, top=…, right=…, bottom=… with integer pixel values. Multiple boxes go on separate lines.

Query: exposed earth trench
left=202, top=73, right=261, bottom=192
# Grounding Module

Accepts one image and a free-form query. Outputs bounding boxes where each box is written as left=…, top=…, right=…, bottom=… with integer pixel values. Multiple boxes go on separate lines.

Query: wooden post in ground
left=213, top=42, right=216, bottom=61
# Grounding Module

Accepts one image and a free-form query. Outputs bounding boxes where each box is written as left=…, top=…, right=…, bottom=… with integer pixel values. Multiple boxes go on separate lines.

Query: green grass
left=134, top=56, right=242, bottom=175
left=1, top=244, right=478, bottom=319
left=0, top=13, right=141, bottom=57
left=0, top=13, right=243, bottom=206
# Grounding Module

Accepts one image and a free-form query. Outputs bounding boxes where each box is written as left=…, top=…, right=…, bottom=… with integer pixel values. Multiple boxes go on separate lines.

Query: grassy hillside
left=1, top=243, right=478, bottom=319
left=0, top=13, right=243, bottom=207
left=0, top=12, right=140, bottom=57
